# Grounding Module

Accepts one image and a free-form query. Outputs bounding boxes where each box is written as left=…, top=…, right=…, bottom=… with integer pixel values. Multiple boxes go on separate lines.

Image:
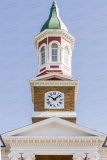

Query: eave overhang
left=34, top=29, right=75, bottom=50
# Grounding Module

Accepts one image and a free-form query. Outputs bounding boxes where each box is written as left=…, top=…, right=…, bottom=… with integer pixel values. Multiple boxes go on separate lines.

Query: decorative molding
left=32, top=111, right=77, bottom=118
left=8, top=152, right=21, bottom=159
left=30, top=80, right=79, bottom=104
left=29, top=72, right=79, bottom=82
left=22, top=153, right=35, bottom=160
left=3, top=137, right=103, bottom=147
left=73, top=153, right=86, bottom=160
left=98, top=148, right=107, bottom=155
left=87, top=153, right=100, bottom=160
left=34, top=29, right=75, bottom=50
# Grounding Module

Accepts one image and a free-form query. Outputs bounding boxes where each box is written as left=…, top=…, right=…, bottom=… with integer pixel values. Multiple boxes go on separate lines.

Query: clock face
left=45, top=91, right=64, bottom=109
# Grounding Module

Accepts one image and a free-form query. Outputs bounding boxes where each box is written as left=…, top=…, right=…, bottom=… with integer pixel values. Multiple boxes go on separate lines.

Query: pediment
left=2, top=117, right=106, bottom=137
left=29, top=72, right=79, bottom=82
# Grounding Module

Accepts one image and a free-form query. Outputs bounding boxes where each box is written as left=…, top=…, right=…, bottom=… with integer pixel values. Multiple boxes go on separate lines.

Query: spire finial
left=53, top=1, right=56, bottom=4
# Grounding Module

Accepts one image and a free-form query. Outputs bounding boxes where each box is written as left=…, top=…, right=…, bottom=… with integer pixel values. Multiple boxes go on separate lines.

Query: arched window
left=51, top=43, right=58, bottom=62
left=64, top=46, right=69, bottom=66
left=41, top=46, right=45, bottom=65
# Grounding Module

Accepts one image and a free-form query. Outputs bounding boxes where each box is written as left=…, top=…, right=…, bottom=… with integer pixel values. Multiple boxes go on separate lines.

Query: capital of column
left=8, top=152, right=21, bottom=160
left=87, top=153, right=100, bottom=160
left=22, top=153, right=35, bottom=160
left=73, top=153, right=86, bottom=160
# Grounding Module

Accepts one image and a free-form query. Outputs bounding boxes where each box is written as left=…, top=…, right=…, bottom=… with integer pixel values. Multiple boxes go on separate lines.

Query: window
left=64, top=46, right=69, bottom=66
left=41, top=46, right=45, bottom=65
left=51, top=43, right=58, bottom=62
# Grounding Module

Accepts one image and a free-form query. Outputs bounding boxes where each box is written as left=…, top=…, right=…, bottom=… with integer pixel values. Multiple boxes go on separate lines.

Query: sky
left=0, top=0, right=107, bottom=135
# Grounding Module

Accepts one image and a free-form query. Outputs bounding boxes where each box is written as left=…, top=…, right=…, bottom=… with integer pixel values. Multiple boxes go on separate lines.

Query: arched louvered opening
left=41, top=46, right=45, bottom=65
left=51, top=43, right=58, bottom=62
left=64, top=46, right=69, bottom=66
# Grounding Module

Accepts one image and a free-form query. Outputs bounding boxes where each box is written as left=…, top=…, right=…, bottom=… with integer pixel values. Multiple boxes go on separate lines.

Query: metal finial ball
left=53, top=1, right=56, bottom=4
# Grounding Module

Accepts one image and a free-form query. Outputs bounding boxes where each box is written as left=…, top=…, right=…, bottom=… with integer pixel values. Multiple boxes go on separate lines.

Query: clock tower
left=29, top=1, right=79, bottom=123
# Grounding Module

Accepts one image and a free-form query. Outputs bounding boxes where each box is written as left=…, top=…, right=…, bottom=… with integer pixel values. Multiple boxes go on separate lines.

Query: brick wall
left=34, top=86, right=75, bottom=111
left=35, top=155, right=73, bottom=160
left=32, top=117, right=77, bottom=123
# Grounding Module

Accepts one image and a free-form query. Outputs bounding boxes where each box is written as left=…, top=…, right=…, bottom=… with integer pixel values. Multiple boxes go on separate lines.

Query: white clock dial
left=45, top=91, right=64, bottom=109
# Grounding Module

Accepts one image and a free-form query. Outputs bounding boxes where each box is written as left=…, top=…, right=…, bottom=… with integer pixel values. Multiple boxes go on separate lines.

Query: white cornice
left=2, top=136, right=104, bottom=147
left=34, top=29, right=75, bottom=50
left=29, top=72, right=79, bottom=81
left=32, top=111, right=77, bottom=118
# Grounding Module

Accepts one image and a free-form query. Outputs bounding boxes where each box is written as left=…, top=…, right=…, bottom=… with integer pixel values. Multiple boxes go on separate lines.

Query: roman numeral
left=47, top=101, right=50, bottom=104
left=53, top=92, right=56, bottom=95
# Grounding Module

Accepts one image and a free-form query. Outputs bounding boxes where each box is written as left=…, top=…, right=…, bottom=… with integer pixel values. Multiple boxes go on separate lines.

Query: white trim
left=2, top=117, right=107, bottom=137
left=47, top=36, right=48, bottom=63
left=62, top=43, right=71, bottom=68
left=34, top=29, right=75, bottom=50
left=32, top=111, right=77, bottom=118
left=49, top=40, right=60, bottom=63
left=29, top=72, right=79, bottom=82
left=33, top=81, right=78, bottom=86
left=38, top=43, right=47, bottom=67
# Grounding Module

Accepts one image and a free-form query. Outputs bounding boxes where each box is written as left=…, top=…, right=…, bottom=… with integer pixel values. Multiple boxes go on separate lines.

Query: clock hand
left=48, top=96, right=54, bottom=100
left=54, top=94, right=61, bottom=100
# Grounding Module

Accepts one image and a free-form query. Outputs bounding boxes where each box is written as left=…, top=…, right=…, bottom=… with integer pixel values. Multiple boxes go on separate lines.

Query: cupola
left=34, top=1, right=75, bottom=77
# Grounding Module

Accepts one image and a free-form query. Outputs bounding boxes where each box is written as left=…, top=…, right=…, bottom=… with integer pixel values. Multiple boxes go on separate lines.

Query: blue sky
left=0, top=0, right=107, bottom=134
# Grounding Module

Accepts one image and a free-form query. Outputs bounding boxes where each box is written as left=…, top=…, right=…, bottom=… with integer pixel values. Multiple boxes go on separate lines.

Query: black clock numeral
left=47, top=98, right=49, bottom=100
left=60, top=99, right=63, bottom=101
left=53, top=92, right=56, bottom=95
left=57, top=104, right=59, bottom=106
left=53, top=105, right=56, bottom=107
left=50, top=93, right=52, bottom=96
left=59, top=94, right=62, bottom=98
left=47, top=101, right=50, bottom=104
left=59, top=102, right=62, bottom=104
left=50, top=104, right=52, bottom=107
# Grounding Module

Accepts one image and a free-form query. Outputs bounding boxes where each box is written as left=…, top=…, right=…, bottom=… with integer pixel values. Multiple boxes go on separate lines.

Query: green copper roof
left=40, top=1, right=68, bottom=32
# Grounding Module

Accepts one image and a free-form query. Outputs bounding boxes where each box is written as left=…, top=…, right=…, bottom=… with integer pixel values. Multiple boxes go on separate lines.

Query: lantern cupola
left=34, top=3, right=75, bottom=77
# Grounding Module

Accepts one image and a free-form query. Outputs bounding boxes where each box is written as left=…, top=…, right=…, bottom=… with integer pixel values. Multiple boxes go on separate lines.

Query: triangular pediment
left=29, top=72, right=79, bottom=82
left=2, top=117, right=106, bottom=137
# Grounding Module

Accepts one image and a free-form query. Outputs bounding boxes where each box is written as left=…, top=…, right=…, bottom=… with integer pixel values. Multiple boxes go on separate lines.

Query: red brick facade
left=34, top=86, right=75, bottom=111
left=32, top=85, right=76, bottom=123
left=35, top=155, right=73, bottom=160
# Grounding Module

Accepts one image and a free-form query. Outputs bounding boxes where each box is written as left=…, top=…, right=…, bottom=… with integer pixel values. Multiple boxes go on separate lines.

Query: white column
left=87, top=153, right=100, bottom=160
left=49, top=44, right=51, bottom=62
left=73, top=153, right=86, bottom=160
left=8, top=152, right=21, bottom=160
left=22, top=153, right=35, bottom=160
